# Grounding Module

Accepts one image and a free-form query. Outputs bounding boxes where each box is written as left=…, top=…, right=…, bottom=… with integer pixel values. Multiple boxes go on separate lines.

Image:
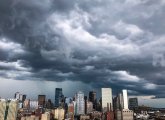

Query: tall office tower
left=76, top=91, right=85, bottom=115
left=89, top=91, right=97, bottom=109
left=122, top=90, right=128, bottom=110
left=6, top=100, right=19, bottom=120
left=0, top=99, right=6, bottom=119
left=55, top=88, right=63, bottom=107
left=21, top=95, right=26, bottom=102
left=38, top=95, right=46, bottom=107
left=68, top=103, right=74, bottom=120
left=101, top=88, right=113, bottom=112
left=118, top=93, right=124, bottom=110
left=84, top=96, right=87, bottom=114
left=73, top=101, right=77, bottom=115
left=14, top=92, right=26, bottom=102
left=87, top=101, right=93, bottom=114
left=129, top=98, right=138, bottom=110
left=113, top=96, right=118, bottom=110
left=115, top=90, right=133, bottom=120
left=15, top=92, right=20, bottom=100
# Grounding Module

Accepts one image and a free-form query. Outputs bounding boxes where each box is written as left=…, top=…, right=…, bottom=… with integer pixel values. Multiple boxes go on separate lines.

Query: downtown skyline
left=0, top=0, right=165, bottom=108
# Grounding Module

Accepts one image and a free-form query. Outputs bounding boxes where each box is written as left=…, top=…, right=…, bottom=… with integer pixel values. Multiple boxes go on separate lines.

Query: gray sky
left=0, top=0, right=165, bottom=107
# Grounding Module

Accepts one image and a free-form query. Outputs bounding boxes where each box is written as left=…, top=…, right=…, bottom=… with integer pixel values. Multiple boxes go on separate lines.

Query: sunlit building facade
left=102, top=88, right=113, bottom=112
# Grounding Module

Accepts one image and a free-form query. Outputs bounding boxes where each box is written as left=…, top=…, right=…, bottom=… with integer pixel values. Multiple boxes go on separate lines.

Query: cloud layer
left=0, top=0, right=165, bottom=98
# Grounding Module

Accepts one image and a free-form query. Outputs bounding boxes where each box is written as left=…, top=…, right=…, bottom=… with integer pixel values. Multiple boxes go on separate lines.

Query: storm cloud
left=0, top=0, right=165, bottom=98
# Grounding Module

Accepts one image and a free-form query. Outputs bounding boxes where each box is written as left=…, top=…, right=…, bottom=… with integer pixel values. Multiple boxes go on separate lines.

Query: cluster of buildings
left=0, top=88, right=139, bottom=120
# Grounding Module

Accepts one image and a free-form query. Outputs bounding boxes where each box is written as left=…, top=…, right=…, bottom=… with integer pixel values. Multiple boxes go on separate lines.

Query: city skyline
left=0, top=0, right=165, bottom=108
left=1, top=87, right=165, bottom=108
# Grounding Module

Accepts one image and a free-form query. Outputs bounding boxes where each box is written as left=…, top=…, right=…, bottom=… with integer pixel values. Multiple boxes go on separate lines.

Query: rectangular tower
left=55, top=88, right=63, bottom=107
left=38, top=95, right=46, bottom=107
left=89, top=91, right=97, bottom=109
left=76, top=91, right=85, bottom=115
left=101, top=88, right=113, bottom=112
left=122, top=90, right=128, bottom=110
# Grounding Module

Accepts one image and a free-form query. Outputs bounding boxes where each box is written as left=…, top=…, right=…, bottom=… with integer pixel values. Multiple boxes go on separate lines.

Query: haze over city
left=0, top=0, right=165, bottom=108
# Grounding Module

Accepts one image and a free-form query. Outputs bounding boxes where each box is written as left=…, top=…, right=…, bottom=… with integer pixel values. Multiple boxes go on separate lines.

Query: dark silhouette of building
left=84, top=96, right=87, bottom=114
left=89, top=91, right=97, bottom=109
left=129, top=98, right=138, bottom=110
left=22, top=95, right=26, bottom=102
left=38, top=95, right=46, bottom=107
left=55, top=88, right=63, bottom=107
left=46, top=99, right=53, bottom=109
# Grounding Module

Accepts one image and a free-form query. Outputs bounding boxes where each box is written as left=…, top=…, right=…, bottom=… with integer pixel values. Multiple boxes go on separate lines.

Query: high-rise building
left=101, top=88, right=113, bottom=112
left=84, top=96, right=87, bottom=114
left=89, top=91, right=97, bottom=109
left=6, top=100, right=19, bottom=120
left=75, top=91, right=85, bottom=115
left=14, top=92, right=26, bottom=102
left=21, top=95, right=26, bottom=102
left=114, top=90, right=133, bottom=120
left=0, top=99, right=6, bottom=119
left=118, top=93, right=123, bottom=110
left=122, top=90, right=128, bottom=110
left=87, top=101, right=93, bottom=114
left=55, top=88, right=63, bottom=107
left=15, top=92, right=20, bottom=100
left=67, top=103, right=74, bottom=120
left=38, top=95, right=46, bottom=107
left=45, top=99, right=53, bottom=109
left=129, top=98, right=138, bottom=110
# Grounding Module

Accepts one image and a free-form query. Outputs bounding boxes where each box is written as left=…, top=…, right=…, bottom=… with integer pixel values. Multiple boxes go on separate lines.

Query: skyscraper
left=89, top=91, right=97, bottom=109
left=114, top=90, right=133, bottom=120
left=0, top=99, right=6, bottom=119
left=14, top=92, right=26, bottom=102
left=55, top=88, right=63, bottom=107
left=129, top=98, right=138, bottom=110
left=101, top=88, right=113, bottom=112
left=38, top=95, right=46, bottom=107
left=14, top=92, right=20, bottom=100
left=6, top=100, right=19, bottom=120
left=122, top=90, right=128, bottom=110
left=76, top=91, right=85, bottom=115
left=118, top=93, right=124, bottom=110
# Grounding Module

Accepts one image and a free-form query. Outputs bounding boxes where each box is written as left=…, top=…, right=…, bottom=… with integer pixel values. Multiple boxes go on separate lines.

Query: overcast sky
left=0, top=0, right=165, bottom=107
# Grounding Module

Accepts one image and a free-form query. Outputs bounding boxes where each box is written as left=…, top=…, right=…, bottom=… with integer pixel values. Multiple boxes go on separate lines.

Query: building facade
left=122, top=90, right=128, bottom=110
left=89, top=91, right=97, bottom=109
left=129, top=98, right=138, bottom=110
left=76, top=91, right=85, bottom=115
left=38, top=95, right=46, bottom=107
left=54, top=107, right=65, bottom=120
left=0, top=99, right=6, bottom=119
left=102, top=88, right=113, bottom=112
left=6, top=100, right=19, bottom=120
left=55, top=88, right=63, bottom=107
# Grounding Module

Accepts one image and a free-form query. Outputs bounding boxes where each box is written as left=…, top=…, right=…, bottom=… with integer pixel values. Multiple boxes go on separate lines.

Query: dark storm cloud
left=0, top=0, right=165, bottom=98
